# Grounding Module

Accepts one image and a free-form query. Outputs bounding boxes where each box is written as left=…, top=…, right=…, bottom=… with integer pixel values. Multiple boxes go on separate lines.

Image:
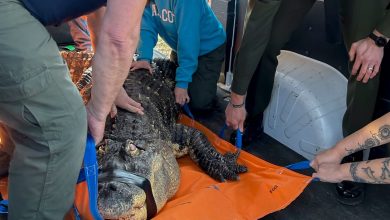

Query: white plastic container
left=263, top=50, right=347, bottom=160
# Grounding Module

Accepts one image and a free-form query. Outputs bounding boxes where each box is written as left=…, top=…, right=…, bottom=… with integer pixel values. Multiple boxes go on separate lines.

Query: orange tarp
left=154, top=115, right=312, bottom=219
left=0, top=114, right=312, bottom=219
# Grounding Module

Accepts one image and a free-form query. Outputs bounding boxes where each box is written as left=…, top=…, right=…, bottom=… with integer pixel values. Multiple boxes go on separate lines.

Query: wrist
left=87, top=100, right=109, bottom=122
left=333, top=143, right=348, bottom=160
left=175, top=81, right=188, bottom=89
left=340, top=163, right=353, bottom=182
left=373, top=30, right=389, bottom=42
left=230, top=92, right=245, bottom=105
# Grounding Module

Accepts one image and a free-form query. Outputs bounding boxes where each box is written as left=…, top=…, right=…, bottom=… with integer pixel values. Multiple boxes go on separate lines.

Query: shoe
left=336, top=181, right=365, bottom=206
left=229, top=114, right=264, bottom=147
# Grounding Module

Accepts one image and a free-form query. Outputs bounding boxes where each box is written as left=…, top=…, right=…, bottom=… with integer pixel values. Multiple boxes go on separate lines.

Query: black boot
left=336, top=151, right=365, bottom=206
left=230, top=113, right=264, bottom=147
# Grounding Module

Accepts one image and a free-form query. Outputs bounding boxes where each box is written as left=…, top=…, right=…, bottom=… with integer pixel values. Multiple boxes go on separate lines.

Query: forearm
left=87, top=7, right=106, bottom=51
left=230, top=91, right=246, bottom=105
left=89, top=0, right=145, bottom=120
left=342, top=158, right=390, bottom=184
left=89, top=33, right=137, bottom=119
left=375, top=10, right=390, bottom=39
left=333, top=113, right=390, bottom=157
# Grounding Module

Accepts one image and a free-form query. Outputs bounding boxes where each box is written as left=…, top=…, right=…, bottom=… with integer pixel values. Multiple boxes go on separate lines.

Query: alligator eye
left=125, top=139, right=139, bottom=157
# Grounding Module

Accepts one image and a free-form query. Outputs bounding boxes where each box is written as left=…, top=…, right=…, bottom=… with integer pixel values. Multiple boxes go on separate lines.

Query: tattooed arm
left=310, top=112, right=390, bottom=183
left=311, top=158, right=390, bottom=184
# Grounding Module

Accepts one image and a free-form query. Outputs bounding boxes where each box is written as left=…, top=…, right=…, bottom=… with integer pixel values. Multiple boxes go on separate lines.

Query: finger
left=357, top=62, right=369, bottom=82
left=185, top=96, right=190, bottom=103
left=128, top=98, right=142, bottom=107
left=125, top=104, right=144, bottom=115
left=310, top=160, right=318, bottom=171
left=362, top=64, right=373, bottom=83
left=148, top=66, right=153, bottom=74
left=312, top=173, right=321, bottom=181
left=351, top=58, right=361, bottom=76
left=231, top=122, right=239, bottom=131
left=238, top=120, right=244, bottom=132
left=348, top=43, right=357, bottom=62
left=371, top=64, right=380, bottom=79
left=110, top=105, right=118, bottom=118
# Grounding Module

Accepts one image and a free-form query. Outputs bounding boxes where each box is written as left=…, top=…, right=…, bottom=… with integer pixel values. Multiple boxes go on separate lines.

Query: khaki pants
left=0, top=0, right=87, bottom=219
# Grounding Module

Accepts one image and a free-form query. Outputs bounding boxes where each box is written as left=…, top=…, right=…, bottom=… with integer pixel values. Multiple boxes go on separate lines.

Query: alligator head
left=97, top=137, right=180, bottom=220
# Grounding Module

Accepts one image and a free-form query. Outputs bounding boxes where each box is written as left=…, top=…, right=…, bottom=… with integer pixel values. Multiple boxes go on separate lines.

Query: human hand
left=312, top=163, right=346, bottom=183
left=349, top=36, right=384, bottom=83
left=114, top=87, right=144, bottom=115
left=310, top=147, right=344, bottom=171
left=225, top=92, right=246, bottom=131
left=174, top=87, right=190, bottom=106
left=86, top=102, right=107, bottom=144
left=130, top=60, right=153, bottom=74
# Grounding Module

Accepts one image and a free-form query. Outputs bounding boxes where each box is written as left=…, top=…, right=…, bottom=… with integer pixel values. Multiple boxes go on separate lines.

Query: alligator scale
left=64, top=51, right=248, bottom=220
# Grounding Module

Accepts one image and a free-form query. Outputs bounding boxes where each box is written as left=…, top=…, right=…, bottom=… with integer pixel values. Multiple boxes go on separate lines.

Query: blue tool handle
left=285, top=160, right=312, bottom=170
left=182, top=103, right=194, bottom=120
left=219, top=124, right=242, bottom=149
left=235, top=129, right=242, bottom=149
left=285, top=160, right=319, bottom=182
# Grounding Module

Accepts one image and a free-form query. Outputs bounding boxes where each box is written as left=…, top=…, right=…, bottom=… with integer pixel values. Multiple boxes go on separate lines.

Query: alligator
left=69, top=51, right=249, bottom=219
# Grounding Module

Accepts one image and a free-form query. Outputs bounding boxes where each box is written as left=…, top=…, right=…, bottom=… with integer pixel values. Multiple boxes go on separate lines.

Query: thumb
left=349, top=44, right=357, bottom=62
left=238, top=121, right=244, bottom=133
left=110, top=104, right=117, bottom=118
left=310, top=159, right=319, bottom=171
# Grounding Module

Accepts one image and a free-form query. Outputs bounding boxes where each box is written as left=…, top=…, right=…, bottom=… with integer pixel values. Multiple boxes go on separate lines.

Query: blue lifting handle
left=219, top=124, right=242, bottom=149
left=0, top=199, right=8, bottom=214
left=285, top=160, right=319, bottom=182
left=81, top=134, right=103, bottom=220
left=182, top=103, right=194, bottom=120
left=0, top=134, right=104, bottom=219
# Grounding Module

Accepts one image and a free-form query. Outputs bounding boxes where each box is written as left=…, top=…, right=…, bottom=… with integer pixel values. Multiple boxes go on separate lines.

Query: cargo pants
left=0, top=0, right=87, bottom=219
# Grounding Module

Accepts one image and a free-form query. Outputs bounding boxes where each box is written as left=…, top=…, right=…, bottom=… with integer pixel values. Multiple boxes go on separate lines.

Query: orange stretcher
left=0, top=114, right=312, bottom=219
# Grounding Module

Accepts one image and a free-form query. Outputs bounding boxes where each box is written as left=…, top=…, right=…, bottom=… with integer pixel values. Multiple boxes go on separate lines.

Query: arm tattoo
left=349, top=158, right=390, bottom=184
left=378, top=125, right=390, bottom=140
left=345, top=137, right=380, bottom=154
left=350, top=162, right=368, bottom=183
left=380, top=158, right=390, bottom=180
left=344, top=125, right=390, bottom=154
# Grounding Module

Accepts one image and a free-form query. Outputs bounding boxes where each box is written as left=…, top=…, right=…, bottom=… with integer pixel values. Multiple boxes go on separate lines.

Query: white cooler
left=263, top=50, right=347, bottom=160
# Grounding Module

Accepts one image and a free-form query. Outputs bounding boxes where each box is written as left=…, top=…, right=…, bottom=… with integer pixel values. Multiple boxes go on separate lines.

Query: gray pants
left=0, top=0, right=87, bottom=219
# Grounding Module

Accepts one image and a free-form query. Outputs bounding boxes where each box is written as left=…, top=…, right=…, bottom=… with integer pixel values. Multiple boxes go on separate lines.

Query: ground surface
left=195, top=88, right=390, bottom=220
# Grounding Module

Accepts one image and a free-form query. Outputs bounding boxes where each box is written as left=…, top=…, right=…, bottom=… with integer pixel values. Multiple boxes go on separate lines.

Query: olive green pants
left=0, top=0, right=87, bottom=219
left=340, top=0, right=390, bottom=137
left=339, top=0, right=390, bottom=162
left=232, top=0, right=315, bottom=118
left=170, top=43, right=226, bottom=111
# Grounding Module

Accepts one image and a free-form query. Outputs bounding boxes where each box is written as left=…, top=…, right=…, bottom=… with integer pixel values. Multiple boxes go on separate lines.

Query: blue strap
left=0, top=199, right=8, bottom=214
left=82, top=134, right=103, bottom=220
left=285, top=160, right=319, bottom=182
left=73, top=204, right=81, bottom=220
left=74, top=134, right=102, bottom=219
left=182, top=103, right=194, bottom=120
left=285, top=160, right=312, bottom=170
left=219, top=124, right=242, bottom=149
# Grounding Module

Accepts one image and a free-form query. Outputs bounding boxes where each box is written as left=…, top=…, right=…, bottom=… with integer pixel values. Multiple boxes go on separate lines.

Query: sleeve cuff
left=137, top=58, right=152, bottom=63
left=176, top=81, right=189, bottom=89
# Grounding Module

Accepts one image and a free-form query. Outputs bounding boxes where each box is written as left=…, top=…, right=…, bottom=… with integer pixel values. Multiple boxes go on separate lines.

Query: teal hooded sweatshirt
left=137, top=0, right=226, bottom=89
